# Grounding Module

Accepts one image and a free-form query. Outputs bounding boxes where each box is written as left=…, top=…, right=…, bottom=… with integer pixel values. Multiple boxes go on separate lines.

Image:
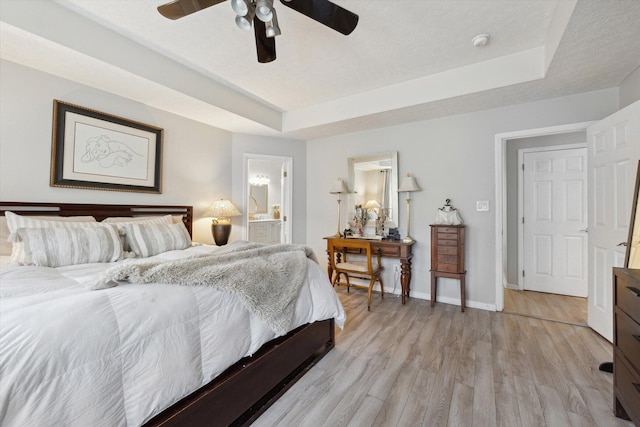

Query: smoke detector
left=472, top=34, right=490, bottom=47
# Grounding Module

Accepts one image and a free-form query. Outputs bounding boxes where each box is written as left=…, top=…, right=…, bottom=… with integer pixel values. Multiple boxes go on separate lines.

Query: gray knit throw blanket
left=88, top=241, right=319, bottom=335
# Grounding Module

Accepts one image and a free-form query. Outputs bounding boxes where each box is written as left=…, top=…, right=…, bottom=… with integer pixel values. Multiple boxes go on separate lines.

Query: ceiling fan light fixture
left=255, top=0, right=274, bottom=22
left=265, top=9, right=281, bottom=37
left=235, top=13, right=254, bottom=31
left=231, top=0, right=251, bottom=16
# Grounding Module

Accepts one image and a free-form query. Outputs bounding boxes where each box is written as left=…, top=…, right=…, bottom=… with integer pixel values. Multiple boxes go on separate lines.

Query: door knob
left=579, top=229, right=588, bottom=233
left=617, top=242, right=628, bottom=247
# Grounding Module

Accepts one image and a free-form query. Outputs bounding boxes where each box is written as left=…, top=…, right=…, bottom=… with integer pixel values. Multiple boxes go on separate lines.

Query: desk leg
left=400, top=258, right=412, bottom=304
left=326, top=252, right=333, bottom=283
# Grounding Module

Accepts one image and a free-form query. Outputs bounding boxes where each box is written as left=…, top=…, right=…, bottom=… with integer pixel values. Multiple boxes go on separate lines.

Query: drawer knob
left=627, top=286, right=640, bottom=297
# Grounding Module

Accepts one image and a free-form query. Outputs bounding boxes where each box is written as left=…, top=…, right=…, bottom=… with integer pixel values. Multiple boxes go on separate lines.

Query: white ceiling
left=1, top=0, right=639, bottom=140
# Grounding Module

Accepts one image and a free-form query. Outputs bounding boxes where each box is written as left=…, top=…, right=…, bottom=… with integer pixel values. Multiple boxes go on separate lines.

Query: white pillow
left=125, top=222, right=192, bottom=258
left=5, top=211, right=101, bottom=265
left=16, top=225, right=123, bottom=267
left=102, top=215, right=173, bottom=251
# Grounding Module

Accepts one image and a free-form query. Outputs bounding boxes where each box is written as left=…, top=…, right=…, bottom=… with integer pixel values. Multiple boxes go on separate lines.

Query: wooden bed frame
left=0, top=201, right=336, bottom=427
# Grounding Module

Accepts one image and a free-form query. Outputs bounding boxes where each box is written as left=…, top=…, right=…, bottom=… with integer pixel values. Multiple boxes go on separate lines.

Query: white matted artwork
left=51, top=100, right=163, bottom=193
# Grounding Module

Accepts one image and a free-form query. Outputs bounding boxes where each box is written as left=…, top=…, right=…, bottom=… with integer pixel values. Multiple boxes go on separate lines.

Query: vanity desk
left=324, top=236, right=415, bottom=304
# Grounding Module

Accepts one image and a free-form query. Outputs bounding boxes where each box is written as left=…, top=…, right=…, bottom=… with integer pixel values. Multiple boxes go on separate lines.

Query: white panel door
left=587, top=100, right=640, bottom=342
left=523, top=148, right=587, bottom=297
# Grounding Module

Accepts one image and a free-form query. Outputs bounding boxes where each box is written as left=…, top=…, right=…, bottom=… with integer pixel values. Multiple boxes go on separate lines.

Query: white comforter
left=0, top=245, right=345, bottom=426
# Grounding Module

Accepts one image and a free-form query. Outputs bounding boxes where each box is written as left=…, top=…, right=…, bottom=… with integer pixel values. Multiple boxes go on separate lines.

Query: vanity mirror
left=625, top=160, right=640, bottom=268
left=249, top=184, right=268, bottom=214
left=347, top=152, right=398, bottom=229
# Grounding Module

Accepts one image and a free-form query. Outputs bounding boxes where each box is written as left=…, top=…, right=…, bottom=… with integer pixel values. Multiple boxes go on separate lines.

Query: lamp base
left=212, top=223, right=232, bottom=246
left=402, top=236, right=414, bottom=243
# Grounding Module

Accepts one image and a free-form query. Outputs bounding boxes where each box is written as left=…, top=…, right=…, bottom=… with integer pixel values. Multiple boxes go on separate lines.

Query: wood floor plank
left=513, top=374, right=546, bottom=427
left=392, top=368, right=435, bottom=427
left=447, top=382, right=474, bottom=427
left=254, top=289, right=633, bottom=427
left=471, top=340, right=497, bottom=426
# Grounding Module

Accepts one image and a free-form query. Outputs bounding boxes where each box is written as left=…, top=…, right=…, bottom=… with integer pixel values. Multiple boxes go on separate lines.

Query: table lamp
left=398, top=173, right=421, bottom=243
left=206, top=199, right=241, bottom=246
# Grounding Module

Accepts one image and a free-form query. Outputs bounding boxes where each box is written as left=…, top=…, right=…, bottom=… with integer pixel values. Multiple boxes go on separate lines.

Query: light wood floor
left=253, top=289, right=631, bottom=427
left=504, top=288, right=588, bottom=326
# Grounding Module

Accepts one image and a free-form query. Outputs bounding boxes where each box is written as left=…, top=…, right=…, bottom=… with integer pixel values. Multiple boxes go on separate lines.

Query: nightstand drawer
left=438, top=254, right=458, bottom=264
left=437, top=232, right=459, bottom=241
left=616, top=274, right=640, bottom=322
left=615, top=354, right=640, bottom=422
left=437, top=239, right=458, bottom=247
left=438, top=246, right=458, bottom=255
left=437, top=227, right=460, bottom=234
left=616, top=308, right=640, bottom=372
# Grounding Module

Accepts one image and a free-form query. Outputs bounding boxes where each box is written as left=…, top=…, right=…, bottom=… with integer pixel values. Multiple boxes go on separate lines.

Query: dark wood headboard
left=0, top=202, right=193, bottom=237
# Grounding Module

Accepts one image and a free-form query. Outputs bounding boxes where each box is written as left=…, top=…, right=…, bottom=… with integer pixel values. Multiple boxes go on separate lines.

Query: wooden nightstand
left=430, top=224, right=466, bottom=312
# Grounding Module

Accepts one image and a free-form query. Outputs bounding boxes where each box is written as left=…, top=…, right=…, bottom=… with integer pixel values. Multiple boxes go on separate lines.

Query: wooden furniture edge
left=144, top=319, right=335, bottom=427
left=0, top=201, right=193, bottom=237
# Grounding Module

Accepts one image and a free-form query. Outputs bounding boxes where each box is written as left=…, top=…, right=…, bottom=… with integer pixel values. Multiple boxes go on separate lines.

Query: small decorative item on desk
left=272, top=204, right=280, bottom=219
left=387, top=228, right=401, bottom=241
left=434, top=199, right=463, bottom=225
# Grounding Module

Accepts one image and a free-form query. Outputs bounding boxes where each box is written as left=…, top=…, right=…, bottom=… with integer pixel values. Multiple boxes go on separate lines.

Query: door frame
left=243, top=153, right=293, bottom=243
left=517, top=144, right=587, bottom=291
left=494, top=121, right=596, bottom=311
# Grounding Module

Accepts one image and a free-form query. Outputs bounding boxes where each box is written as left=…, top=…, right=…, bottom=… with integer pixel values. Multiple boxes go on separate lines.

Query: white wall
left=307, top=88, right=619, bottom=310
left=0, top=59, right=233, bottom=244
left=231, top=134, right=307, bottom=243
left=619, top=66, right=640, bottom=109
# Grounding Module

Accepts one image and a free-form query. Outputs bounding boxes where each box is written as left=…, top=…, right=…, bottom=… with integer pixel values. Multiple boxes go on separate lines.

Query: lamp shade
left=206, top=199, right=241, bottom=219
left=329, top=178, right=348, bottom=194
left=398, top=173, right=421, bottom=192
left=363, top=200, right=380, bottom=209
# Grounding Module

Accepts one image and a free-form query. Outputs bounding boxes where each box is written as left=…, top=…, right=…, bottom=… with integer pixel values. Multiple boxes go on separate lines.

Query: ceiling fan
left=157, top=0, right=359, bottom=63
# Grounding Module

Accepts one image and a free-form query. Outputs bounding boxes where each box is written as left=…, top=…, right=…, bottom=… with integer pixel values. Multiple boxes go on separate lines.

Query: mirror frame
left=625, top=160, right=640, bottom=268
left=347, top=151, right=398, bottom=226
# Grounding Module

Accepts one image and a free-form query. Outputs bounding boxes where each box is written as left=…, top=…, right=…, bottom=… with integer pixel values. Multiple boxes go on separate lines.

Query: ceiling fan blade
left=279, top=0, right=358, bottom=35
left=158, top=0, right=226, bottom=20
left=254, top=17, right=277, bottom=63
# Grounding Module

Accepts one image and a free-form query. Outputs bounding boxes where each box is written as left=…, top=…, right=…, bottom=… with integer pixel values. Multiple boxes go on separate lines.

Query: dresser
left=248, top=220, right=281, bottom=244
left=430, top=225, right=466, bottom=312
left=613, top=268, right=640, bottom=425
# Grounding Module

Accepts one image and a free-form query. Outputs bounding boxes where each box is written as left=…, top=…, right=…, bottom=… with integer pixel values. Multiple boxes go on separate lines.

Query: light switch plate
left=476, top=201, right=490, bottom=211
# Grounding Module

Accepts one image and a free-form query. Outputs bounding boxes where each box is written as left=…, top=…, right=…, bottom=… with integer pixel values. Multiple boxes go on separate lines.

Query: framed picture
left=51, top=100, right=163, bottom=193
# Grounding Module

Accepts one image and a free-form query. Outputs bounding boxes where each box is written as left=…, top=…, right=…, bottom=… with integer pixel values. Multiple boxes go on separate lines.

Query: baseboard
left=379, top=288, right=496, bottom=312
left=505, top=283, right=519, bottom=290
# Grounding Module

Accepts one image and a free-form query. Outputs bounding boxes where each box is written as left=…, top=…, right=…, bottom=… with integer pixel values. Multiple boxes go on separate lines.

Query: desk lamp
left=329, top=178, right=348, bottom=237
left=398, top=173, right=421, bottom=243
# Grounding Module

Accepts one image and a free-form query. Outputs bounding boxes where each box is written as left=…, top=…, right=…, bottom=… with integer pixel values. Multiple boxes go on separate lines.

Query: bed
left=0, top=202, right=345, bottom=427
